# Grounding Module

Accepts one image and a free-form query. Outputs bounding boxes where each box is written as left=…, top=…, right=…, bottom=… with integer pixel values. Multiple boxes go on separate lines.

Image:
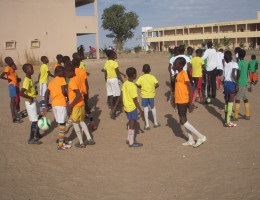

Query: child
left=65, top=64, right=95, bottom=148
left=37, top=56, right=54, bottom=111
left=0, top=57, right=22, bottom=123
left=20, top=64, right=42, bottom=144
left=44, top=66, right=72, bottom=150
left=168, top=47, right=174, bottom=61
left=234, top=47, right=241, bottom=63
left=216, top=49, right=224, bottom=90
left=78, top=52, right=87, bottom=73
left=121, top=67, right=143, bottom=147
left=174, top=57, right=206, bottom=147
left=54, top=54, right=63, bottom=70
left=223, top=51, right=238, bottom=127
left=185, top=46, right=193, bottom=59
left=190, top=49, right=206, bottom=106
left=248, top=55, right=258, bottom=92
left=234, top=49, right=250, bottom=121
left=136, top=64, right=160, bottom=130
left=104, top=50, right=124, bottom=119
left=63, top=56, right=71, bottom=67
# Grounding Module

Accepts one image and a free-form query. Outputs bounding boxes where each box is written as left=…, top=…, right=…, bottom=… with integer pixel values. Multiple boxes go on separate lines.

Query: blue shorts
left=142, top=98, right=154, bottom=107
left=223, top=81, right=236, bottom=101
left=8, top=84, right=17, bottom=97
left=126, top=108, right=138, bottom=120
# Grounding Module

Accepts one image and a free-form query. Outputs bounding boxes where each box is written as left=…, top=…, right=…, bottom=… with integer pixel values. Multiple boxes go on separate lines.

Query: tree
left=239, top=42, right=245, bottom=49
left=249, top=41, right=255, bottom=50
left=214, top=41, right=221, bottom=50
left=223, top=37, right=231, bottom=49
left=101, top=4, right=139, bottom=52
left=133, top=45, right=141, bottom=57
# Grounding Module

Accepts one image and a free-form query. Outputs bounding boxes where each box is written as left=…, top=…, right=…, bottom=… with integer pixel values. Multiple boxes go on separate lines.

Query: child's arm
left=36, top=73, right=40, bottom=84
left=61, top=85, right=67, bottom=98
left=0, top=72, right=11, bottom=82
left=155, top=83, right=159, bottom=88
left=104, top=70, right=107, bottom=81
left=67, top=89, right=81, bottom=115
left=135, top=84, right=141, bottom=88
left=48, top=71, right=54, bottom=78
left=202, top=64, right=208, bottom=74
left=168, top=63, right=172, bottom=75
left=232, top=68, right=238, bottom=92
left=85, top=78, right=89, bottom=98
left=119, top=71, right=127, bottom=79
left=133, top=97, right=144, bottom=118
left=20, top=88, right=34, bottom=104
left=44, top=89, right=51, bottom=115
left=186, top=81, right=193, bottom=113
left=115, top=68, right=124, bottom=83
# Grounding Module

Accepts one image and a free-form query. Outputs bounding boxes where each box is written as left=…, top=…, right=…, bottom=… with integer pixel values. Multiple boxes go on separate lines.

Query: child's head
left=126, top=67, right=137, bottom=79
left=41, top=56, right=49, bottom=64
left=62, top=56, right=71, bottom=67
left=179, top=45, right=185, bottom=54
left=195, top=49, right=203, bottom=57
left=207, top=41, right=213, bottom=48
left=224, top=51, right=232, bottom=63
left=173, top=47, right=180, bottom=56
left=174, top=57, right=186, bottom=71
left=5, top=57, right=14, bottom=66
left=218, top=48, right=224, bottom=53
left=55, top=66, right=65, bottom=77
left=238, top=49, right=246, bottom=59
left=56, top=54, right=63, bottom=63
left=143, top=64, right=151, bottom=74
left=187, top=46, right=193, bottom=55
left=64, top=64, right=75, bottom=78
left=72, top=58, right=80, bottom=68
left=169, top=48, right=174, bottom=54
left=106, top=50, right=116, bottom=59
left=72, top=52, right=80, bottom=60
left=251, top=55, right=256, bottom=60
left=234, top=47, right=241, bottom=54
left=22, top=63, right=34, bottom=75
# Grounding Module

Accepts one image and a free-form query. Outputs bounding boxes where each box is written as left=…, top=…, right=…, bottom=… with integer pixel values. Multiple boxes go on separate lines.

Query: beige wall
left=0, top=0, right=99, bottom=65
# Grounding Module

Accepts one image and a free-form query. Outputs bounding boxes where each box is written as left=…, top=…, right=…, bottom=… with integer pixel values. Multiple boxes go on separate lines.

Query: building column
left=203, top=27, right=204, bottom=34
left=246, top=24, right=248, bottom=32
left=235, top=38, right=237, bottom=47
left=94, top=0, right=100, bottom=59
left=211, top=26, right=213, bottom=33
left=218, top=26, right=219, bottom=33
left=235, top=24, right=237, bottom=32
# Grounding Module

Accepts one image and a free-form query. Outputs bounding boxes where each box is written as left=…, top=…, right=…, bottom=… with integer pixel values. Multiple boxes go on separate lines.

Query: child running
left=20, top=64, right=42, bottom=144
left=223, top=51, right=238, bottom=127
left=121, top=67, right=143, bottom=147
left=248, top=55, right=258, bottom=92
left=174, top=57, right=207, bottom=147
left=136, top=64, right=160, bottom=130
left=44, top=66, right=72, bottom=150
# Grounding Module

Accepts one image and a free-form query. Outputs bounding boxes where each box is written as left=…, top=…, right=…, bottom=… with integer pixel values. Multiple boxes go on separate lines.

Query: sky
left=76, top=0, right=260, bottom=51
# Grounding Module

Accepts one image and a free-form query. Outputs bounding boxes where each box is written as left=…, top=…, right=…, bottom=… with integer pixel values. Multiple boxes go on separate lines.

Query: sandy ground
left=0, top=51, right=260, bottom=200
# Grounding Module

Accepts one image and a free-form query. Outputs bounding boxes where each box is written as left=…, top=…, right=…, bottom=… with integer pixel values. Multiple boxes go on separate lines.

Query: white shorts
left=25, top=98, right=40, bottom=122
left=106, top=78, right=121, bottom=97
left=53, top=106, right=67, bottom=124
left=40, top=83, right=48, bottom=96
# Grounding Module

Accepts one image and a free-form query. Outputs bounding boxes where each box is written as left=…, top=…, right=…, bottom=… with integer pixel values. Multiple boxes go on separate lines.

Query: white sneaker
left=182, top=141, right=195, bottom=146
left=194, top=136, right=207, bottom=148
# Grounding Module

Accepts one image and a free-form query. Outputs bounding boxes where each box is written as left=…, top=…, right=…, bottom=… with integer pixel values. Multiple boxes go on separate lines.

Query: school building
left=0, top=0, right=99, bottom=64
left=143, top=11, right=260, bottom=51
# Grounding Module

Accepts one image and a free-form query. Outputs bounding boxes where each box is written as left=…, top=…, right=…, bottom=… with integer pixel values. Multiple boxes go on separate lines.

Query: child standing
left=44, top=66, right=72, bottom=150
left=136, top=64, right=160, bottom=130
left=248, top=55, right=258, bottom=92
left=54, top=54, right=63, bottom=70
left=216, top=49, right=224, bottom=90
left=223, top=51, right=238, bottom=127
left=121, top=67, right=143, bottom=147
left=20, top=64, right=42, bottom=144
left=234, top=50, right=250, bottom=121
left=174, top=57, right=207, bottom=147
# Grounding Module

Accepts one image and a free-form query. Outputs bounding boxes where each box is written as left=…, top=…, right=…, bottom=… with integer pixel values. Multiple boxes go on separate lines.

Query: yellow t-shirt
left=122, top=80, right=138, bottom=112
left=39, top=64, right=49, bottom=83
left=190, top=57, right=204, bottom=77
left=79, top=61, right=86, bottom=71
left=104, top=60, right=118, bottom=79
left=136, top=74, right=158, bottom=98
left=23, top=77, right=36, bottom=101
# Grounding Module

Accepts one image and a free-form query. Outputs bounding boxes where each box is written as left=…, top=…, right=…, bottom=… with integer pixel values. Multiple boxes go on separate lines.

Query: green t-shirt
left=202, top=51, right=207, bottom=68
left=237, top=60, right=248, bottom=86
left=169, top=54, right=174, bottom=60
left=248, top=59, right=258, bottom=73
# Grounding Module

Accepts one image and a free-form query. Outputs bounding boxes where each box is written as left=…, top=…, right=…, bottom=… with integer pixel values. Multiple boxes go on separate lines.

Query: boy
left=121, top=67, right=143, bottom=147
left=248, top=55, right=258, bottom=92
left=63, top=56, right=71, bottom=67
left=44, top=66, right=72, bottom=150
left=190, top=49, right=206, bottom=106
left=216, top=49, right=224, bottom=90
left=37, top=56, right=54, bottom=111
left=65, top=64, right=95, bottom=148
left=54, top=54, right=63, bottom=70
left=20, top=64, right=42, bottom=144
left=0, top=57, right=22, bottom=123
left=136, top=64, right=160, bottom=130
left=185, top=46, right=193, bottom=59
left=234, top=50, right=250, bottom=121
left=223, top=51, right=238, bottom=127
left=234, top=47, right=241, bottom=63
left=174, top=57, right=206, bottom=147
left=104, top=50, right=124, bottom=119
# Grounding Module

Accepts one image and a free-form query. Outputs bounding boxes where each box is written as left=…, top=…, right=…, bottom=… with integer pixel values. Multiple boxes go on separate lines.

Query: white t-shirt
left=223, top=61, right=238, bottom=82
left=217, top=52, right=224, bottom=70
left=202, top=48, right=218, bottom=71
left=169, top=55, right=191, bottom=75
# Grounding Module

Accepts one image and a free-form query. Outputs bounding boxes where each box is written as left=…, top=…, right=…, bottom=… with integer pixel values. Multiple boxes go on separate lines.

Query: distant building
left=142, top=27, right=153, bottom=51
left=145, top=11, right=260, bottom=51
left=0, top=0, right=99, bottom=64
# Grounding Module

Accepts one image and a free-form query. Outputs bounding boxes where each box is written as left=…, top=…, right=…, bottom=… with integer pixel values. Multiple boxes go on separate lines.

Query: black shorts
left=177, top=103, right=188, bottom=117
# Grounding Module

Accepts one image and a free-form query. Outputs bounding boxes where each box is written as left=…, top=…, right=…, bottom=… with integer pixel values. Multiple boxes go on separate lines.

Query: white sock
left=185, top=127, right=195, bottom=143
left=144, top=107, right=149, bottom=127
left=184, top=121, right=204, bottom=139
left=129, top=129, right=135, bottom=145
left=151, top=107, right=158, bottom=125
left=79, top=121, right=92, bottom=141
left=73, top=122, right=84, bottom=144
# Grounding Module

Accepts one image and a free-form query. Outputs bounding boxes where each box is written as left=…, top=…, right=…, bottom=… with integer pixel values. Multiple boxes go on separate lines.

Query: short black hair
left=251, top=55, right=256, bottom=60
left=22, top=63, right=32, bottom=73
left=72, top=52, right=79, bottom=59
left=187, top=46, right=193, bottom=52
left=207, top=41, right=213, bottom=48
left=56, top=54, right=63, bottom=60
left=65, top=64, right=75, bottom=73
left=238, top=49, right=246, bottom=58
left=4, top=57, right=12, bottom=64
left=63, top=56, right=70, bottom=63
left=54, top=66, right=64, bottom=75
left=224, top=51, right=232, bottom=62
left=234, top=47, right=241, bottom=53
left=196, top=49, right=203, bottom=55
left=175, top=57, right=186, bottom=67
left=173, top=47, right=180, bottom=55
left=41, top=56, right=47, bottom=62
left=143, top=64, right=150, bottom=73
left=179, top=45, right=185, bottom=53
left=218, top=48, right=224, bottom=52
left=126, top=67, right=136, bottom=78
left=72, top=58, right=80, bottom=67
left=106, top=50, right=114, bottom=58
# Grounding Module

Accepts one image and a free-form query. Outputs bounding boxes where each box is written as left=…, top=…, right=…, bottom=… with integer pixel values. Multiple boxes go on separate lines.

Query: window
left=31, top=40, right=40, bottom=48
left=5, top=41, right=16, bottom=50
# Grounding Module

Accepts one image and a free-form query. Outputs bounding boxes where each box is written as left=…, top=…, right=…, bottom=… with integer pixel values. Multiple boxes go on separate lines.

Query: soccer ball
left=37, top=117, right=51, bottom=131
left=206, top=97, right=212, bottom=104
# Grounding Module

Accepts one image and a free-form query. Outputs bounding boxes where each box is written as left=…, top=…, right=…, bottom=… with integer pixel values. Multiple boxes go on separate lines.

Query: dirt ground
left=0, top=51, right=260, bottom=200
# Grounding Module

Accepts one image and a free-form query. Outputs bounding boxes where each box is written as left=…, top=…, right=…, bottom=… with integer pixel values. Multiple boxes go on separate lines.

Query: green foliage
left=214, top=41, right=221, bottom=50
left=201, top=41, right=206, bottom=48
left=134, top=45, right=141, bottom=56
left=223, top=37, right=231, bottom=49
left=101, top=4, right=139, bottom=52
left=249, top=41, right=255, bottom=50
left=239, top=42, right=245, bottom=49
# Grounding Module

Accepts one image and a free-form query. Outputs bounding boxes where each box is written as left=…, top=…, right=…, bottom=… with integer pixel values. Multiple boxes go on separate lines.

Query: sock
left=151, top=107, right=158, bottom=125
left=29, top=122, right=37, bottom=141
left=234, top=103, right=240, bottom=119
left=41, top=96, right=45, bottom=110
left=128, top=129, right=135, bottom=145
left=144, top=107, right=149, bottom=127
left=192, top=89, right=199, bottom=104
left=227, top=102, right=233, bottom=123
left=73, top=122, right=83, bottom=144
left=79, top=121, right=92, bottom=141
left=58, top=124, right=66, bottom=147
left=184, top=121, right=204, bottom=139
left=245, top=102, right=250, bottom=117
left=184, top=127, right=195, bottom=143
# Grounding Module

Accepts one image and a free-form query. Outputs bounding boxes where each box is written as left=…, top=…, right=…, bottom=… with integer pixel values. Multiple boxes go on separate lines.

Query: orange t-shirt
left=68, top=76, right=84, bottom=108
left=54, top=63, right=62, bottom=70
left=4, top=66, right=17, bottom=86
left=47, top=76, right=67, bottom=107
left=175, top=70, right=190, bottom=104
left=75, top=68, right=88, bottom=95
